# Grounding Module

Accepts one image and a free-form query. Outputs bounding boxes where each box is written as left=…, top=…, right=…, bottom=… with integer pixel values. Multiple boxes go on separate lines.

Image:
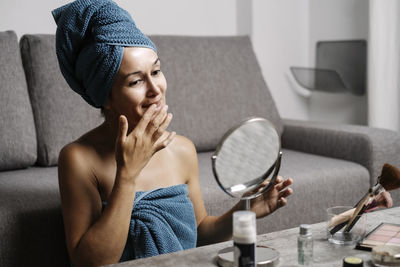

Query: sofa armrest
left=281, top=118, right=400, bottom=185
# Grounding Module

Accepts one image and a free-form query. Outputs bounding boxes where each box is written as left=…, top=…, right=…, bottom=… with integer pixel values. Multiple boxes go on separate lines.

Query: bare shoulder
left=168, top=134, right=197, bottom=160
left=58, top=126, right=103, bottom=178
left=166, top=135, right=198, bottom=183
left=59, top=141, right=91, bottom=169
left=58, top=141, right=96, bottom=187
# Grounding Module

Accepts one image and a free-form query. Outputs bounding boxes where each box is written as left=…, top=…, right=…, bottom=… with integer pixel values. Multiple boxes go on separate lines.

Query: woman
left=53, top=1, right=293, bottom=266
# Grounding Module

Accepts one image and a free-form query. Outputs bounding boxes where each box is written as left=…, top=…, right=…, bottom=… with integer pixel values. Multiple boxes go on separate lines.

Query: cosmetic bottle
left=298, top=224, right=313, bottom=266
left=233, top=211, right=256, bottom=267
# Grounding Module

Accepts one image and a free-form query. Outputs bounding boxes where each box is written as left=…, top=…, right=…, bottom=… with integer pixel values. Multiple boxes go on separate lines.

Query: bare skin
left=58, top=47, right=293, bottom=267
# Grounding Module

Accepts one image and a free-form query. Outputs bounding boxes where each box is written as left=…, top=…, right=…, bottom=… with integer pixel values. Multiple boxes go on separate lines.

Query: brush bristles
left=379, top=163, right=400, bottom=191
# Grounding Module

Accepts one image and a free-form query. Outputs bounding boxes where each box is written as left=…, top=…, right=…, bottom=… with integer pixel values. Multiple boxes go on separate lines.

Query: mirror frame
left=211, top=117, right=282, bottom=200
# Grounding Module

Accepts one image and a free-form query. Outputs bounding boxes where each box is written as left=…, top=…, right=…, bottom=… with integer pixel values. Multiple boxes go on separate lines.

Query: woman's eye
left=129, top=79, right=141, bottom=86
left=152, top=70, right=161, bottom=76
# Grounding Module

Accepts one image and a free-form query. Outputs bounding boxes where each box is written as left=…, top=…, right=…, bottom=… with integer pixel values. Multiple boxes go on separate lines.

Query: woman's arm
left=59, top=105, right=175, bottom=267
left=182, top=138, right=293, bottom=246
left=59, top=145, right=137, bottom=266
left=195, top=177, right=292, bottom=246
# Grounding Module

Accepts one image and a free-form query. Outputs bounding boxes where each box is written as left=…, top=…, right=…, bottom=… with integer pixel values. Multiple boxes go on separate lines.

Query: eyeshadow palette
left=356, top=223, right=400, bottom=251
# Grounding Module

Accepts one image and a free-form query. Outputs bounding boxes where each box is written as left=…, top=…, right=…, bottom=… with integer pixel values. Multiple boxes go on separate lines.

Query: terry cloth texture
left=102, top=184, right=197, bottom=261
left=52, top=0, right=156, bottom=108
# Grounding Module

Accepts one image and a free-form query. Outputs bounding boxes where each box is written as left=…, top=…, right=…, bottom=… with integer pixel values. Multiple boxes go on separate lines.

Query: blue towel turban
left=52, top=0, right=157, bottom=108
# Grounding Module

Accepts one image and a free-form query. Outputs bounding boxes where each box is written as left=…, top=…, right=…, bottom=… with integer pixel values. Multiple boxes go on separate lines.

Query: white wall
left=0, top=0, right=237, bottom=37
left=308, top=0, right=369, bottom=125
left=237, top=0, right=252, bottom=36
left=117, top=0, right=237, bottom=36
left=252, top=0, right=310, bottom=120
left=251, top=0, right=370, bottom=124
left=0, top=0, right=67, bottom=37
left=368, top=0, right=400, bottom=132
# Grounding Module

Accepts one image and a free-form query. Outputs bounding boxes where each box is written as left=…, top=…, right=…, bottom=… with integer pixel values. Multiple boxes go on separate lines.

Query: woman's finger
left=278, top=197, right=287, bottom=207
left=256, top=175, right=281, bottom=189
left=163, top=131, right=176, bottom=146
left=248, top=176, right=284, bottom=195
left=134, top=104, right=158, bottom=135
left=278, top=188, right=293, bottom=199
left=117, top=115, right=128, bottom=144
left=154, top=131, right=176, bottom=152
left=376, top=191, right=393, bottom=208
left=147, top=105, right=168, bottom=134
left=153, top=113, right=173, bottom=141
left=275, top=178, right=293, bottom=191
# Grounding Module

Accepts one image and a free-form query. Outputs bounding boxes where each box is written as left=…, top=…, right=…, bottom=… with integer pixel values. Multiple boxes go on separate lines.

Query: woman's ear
left=102, top=98, right=113, bottom=118
left=104, top=99, right=111, bottom=110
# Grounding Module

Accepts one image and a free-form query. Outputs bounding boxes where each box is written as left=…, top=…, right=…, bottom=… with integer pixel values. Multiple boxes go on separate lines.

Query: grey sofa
left=1, top=30, right=400, bottom=267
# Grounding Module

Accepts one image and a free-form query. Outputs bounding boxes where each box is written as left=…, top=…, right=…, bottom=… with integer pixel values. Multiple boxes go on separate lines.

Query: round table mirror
left=212, top=117, right=282, bottom=204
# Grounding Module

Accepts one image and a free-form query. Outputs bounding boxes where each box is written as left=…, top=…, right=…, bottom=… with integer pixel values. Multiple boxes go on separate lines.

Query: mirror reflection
left=212, top=117, right=281, bottom=199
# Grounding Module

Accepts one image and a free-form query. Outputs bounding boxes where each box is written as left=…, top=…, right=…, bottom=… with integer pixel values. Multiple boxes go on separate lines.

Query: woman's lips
left=142, top=100, right=163, bottom=109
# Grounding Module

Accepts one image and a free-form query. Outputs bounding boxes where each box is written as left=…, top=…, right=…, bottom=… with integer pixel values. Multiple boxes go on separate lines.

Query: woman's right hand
left=114, top=104, right=175, bottom=183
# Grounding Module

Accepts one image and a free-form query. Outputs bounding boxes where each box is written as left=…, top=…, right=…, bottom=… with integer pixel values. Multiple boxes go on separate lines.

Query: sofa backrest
left=151, top=35, right=283, bottom=151
left=18, top=34, right=283, bottom=165
left=20, top=34, right=104, bottom=166
left=0, top=31, right=37, bottom=171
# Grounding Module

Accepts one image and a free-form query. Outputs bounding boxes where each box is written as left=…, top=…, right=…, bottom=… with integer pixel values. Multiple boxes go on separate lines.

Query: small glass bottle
left=298, top=224, right=313, bottom=266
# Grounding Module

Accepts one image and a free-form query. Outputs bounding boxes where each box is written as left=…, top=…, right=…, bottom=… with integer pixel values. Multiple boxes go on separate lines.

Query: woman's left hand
left=248, top=176, right=293, bottom=218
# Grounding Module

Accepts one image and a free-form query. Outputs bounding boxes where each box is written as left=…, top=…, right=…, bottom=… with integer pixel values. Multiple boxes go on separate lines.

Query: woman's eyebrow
left=124, top=58, right=160, bottom=78
left=125, top=71, right=140, bottom=78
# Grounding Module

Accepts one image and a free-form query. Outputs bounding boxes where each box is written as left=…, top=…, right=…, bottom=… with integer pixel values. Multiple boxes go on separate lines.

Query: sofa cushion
left=198, top=149, right=370, bottom=234
left=0, top=31, right=37, bottom=171
left=0, top=167, right=69, bottom=267
left=20, top=34, right=104, bottom=166
left=150, top=36, right=283, bottom=152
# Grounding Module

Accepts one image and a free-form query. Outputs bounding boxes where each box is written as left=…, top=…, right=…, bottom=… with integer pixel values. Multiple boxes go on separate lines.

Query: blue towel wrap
left=52, top=0, right=157, bottom=108
left=103, top=184, right=197, bottom=261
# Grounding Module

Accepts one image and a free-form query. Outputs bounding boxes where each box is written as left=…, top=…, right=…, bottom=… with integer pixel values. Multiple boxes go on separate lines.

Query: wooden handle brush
left=329, top=164, right=400, bottom=234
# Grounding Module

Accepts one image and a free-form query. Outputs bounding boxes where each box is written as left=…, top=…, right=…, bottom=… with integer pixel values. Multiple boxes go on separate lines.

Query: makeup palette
left=356, top=223, right=400, bottom=251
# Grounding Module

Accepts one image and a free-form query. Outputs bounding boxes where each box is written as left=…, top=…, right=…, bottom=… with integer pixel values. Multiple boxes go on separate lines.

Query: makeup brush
left=329, top=164, right=400, bottom=234
left=352, top=163, right=400, bottom=208
left=343, top=193, right=372, bottom=232
left=344, top=164, right=400, bottom=233
left=379, top=163, right=400, bottom=191
left=328, top=191, right=392, bottom=232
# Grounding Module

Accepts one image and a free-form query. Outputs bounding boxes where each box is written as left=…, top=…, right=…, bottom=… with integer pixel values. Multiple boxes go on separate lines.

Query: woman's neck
left=97, top=113, right=120, bottom=152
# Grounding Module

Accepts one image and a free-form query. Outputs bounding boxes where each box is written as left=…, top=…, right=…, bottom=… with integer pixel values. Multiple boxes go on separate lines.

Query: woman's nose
left=146, top=77, right=161, bottom=96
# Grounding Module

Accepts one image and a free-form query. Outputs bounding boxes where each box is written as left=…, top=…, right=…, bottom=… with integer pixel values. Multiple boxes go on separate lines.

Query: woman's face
left=105, top=47, right=167, bottom=127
